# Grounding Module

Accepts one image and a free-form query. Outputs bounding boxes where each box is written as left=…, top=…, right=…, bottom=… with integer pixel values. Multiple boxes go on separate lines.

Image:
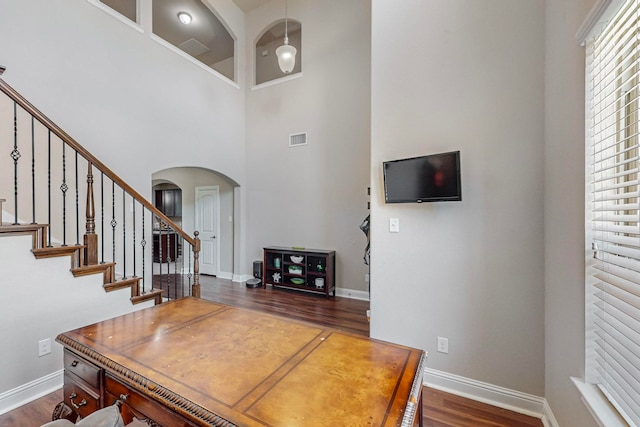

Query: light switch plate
left=389, top=218, right=399, bottom=233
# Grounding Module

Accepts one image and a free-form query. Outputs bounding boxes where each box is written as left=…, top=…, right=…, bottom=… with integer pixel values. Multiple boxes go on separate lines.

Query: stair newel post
left=192, top=231, right=201, bottom=298
left=83, top=162, right=98, bottom=266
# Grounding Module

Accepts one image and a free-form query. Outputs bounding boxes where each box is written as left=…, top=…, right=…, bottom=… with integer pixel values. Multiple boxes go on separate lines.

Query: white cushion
left=41, top=421, right=74, bottom=427
left=42, top=405, right=124, bottom=427
left=76, top=406, right=124, bottom=427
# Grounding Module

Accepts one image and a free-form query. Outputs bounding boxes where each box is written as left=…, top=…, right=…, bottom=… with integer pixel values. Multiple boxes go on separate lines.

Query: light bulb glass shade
left=177, top=12, right=192, bottom=24
left=276, top=43, right=297, bottom=73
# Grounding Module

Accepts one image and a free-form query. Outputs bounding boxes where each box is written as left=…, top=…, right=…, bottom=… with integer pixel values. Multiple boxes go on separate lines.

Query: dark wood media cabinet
left=263, top=246, right=336, bottom=297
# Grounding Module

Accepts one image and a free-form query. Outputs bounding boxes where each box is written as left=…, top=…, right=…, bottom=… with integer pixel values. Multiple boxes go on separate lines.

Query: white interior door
left=195, top=186, right=219, bottom=276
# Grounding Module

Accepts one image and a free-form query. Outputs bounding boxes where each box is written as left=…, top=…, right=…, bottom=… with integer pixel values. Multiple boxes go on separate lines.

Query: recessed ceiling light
left=177, top=12, right=192, bottom=25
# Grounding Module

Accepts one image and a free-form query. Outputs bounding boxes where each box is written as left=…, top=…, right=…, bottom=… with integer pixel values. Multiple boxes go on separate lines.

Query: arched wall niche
left=255, top=19, right=302, bottom=85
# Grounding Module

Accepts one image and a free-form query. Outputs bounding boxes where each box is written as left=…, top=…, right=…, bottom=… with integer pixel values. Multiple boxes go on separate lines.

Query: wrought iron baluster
left=47, top=130, right=52, bottom=247
left=141, top=210, right=146, bottom=294
left=11, top=101, right=20, bottom=225
left=167, top=262, right=172, bottom=300
left=179, top=236, right=184, bottom=298
left=132, top=199, right=136, bottom=278
left=188, top=245, right=192, bottom=297
left=165, top=228, right=172, bottom=300
left=176, top=236, right=181, bottom=298
left=111, top=181, right=116, bottom=262
left=158, top=227, right=171, bottom=299
left=101, top=172, right=104, bottom=263
left=193, top=231, right=200, bottom=298
left=31, top=116, right=35, bottom=224
left=61, top=142, right=68, bottom=246
left=173, top=251, right=177, bottom=299
left=75, top=152, right=79, bottom=245
left=122, top=188, right=126, bottom=279
left=171, top=238, right=177, bottom=298
left=158, top=220, right=163, bottom=281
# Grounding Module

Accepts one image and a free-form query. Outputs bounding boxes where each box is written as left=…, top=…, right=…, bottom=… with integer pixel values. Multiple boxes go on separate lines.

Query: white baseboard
left=217, top=271, right=233, bottom=280
left=232, top=273, right=252, bottom=283
left=424, top=368, right=556, bottom=426
left=0, top=370, right=63, bottom=415
left=335, top=287, right=370, bottom=301
left=542, top=398, right=560, bottom=427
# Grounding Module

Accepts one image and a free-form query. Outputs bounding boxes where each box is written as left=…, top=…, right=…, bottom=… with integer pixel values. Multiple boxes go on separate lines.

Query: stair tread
left=104, top=276, right=141, bottom=291
left=0, top=223, right=47, bottom=233
left=32, top=245, right=84, bottom=258
left=72, top=263, right=116, bottom=283
left=104, top=277, right=141, bottom=299
left=110, top=276, right=141, bottom=284
left=7, top=221, right=179, bottom=308
left=73, top=262, right=115, bottom=272
left=131, top=289, right=164, bottom=305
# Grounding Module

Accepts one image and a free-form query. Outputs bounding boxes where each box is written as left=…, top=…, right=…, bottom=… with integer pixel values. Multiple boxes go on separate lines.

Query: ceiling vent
left=178, top=38, right=210, bottom=57
left=289, top=132, right=307, bottom=147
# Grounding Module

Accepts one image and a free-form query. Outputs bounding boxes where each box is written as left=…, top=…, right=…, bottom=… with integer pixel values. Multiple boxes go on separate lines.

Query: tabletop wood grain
left=57, top=297, right=426, bottom=426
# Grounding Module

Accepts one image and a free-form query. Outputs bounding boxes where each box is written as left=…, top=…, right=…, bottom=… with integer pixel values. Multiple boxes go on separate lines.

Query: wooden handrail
left=0, top=78, right=195, bottom=248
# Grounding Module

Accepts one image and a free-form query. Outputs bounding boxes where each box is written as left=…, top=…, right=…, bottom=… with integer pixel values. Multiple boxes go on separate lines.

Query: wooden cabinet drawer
left=64, top=350, right=101, bottom=389
left=105, top=375, right=197, bottom=426
left=63, top=373, right=100, bottom=419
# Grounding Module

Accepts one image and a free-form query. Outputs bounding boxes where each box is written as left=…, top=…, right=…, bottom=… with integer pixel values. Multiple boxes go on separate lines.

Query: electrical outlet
left=437, top=336, right=449, bottom=354
left=38, top=338, right=51, bottom=357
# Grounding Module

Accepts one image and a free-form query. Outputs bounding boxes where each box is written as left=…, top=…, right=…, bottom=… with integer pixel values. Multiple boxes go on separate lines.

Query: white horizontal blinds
left=587, top=1, right=640, bottom=425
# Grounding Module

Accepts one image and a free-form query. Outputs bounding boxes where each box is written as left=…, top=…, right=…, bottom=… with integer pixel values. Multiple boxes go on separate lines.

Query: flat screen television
left=383, top=150, right=461, bottom=203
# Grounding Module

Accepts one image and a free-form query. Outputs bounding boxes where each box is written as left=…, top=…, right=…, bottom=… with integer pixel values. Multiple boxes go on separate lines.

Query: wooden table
left=56, top=297, right=426, bottom=426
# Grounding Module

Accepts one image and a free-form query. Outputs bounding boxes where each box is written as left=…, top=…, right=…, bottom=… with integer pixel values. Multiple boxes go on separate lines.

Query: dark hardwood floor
left=0, top=389, right=63, bottom=427
left=0, top=277, right=543, bottom=427
left=199, top=274, right=371, bottom=336
left=422, top=388, right=543, bottom=427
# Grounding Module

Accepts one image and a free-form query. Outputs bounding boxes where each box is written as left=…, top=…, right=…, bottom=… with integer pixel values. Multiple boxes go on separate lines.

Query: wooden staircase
left=0, top=73, right=201, bottom=304
left=0, top=222, right=163, bottom=306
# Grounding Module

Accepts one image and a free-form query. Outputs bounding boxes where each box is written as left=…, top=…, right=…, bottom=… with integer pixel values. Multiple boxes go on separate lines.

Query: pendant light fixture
left=276, top=0, right=297, bottom=73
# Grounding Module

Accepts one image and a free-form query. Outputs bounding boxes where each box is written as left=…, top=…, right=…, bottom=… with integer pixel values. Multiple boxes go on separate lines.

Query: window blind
left=586, top=1, right=640, bottom=426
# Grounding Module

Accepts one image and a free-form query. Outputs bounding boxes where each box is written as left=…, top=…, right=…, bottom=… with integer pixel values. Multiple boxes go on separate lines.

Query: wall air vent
left=289, top=132, right=308, bottom=147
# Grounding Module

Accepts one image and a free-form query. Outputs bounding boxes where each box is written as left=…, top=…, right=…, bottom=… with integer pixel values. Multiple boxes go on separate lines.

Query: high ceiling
left=232, top=0, right=270, bottom=13
left=97, top=0, right=276, bottom=80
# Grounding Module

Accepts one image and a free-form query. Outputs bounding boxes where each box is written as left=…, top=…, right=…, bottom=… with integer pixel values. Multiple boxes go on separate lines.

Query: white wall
left=244, top=0, right=371, bottom=293
left=371, top=0, right=545, bottom=396
left=0, top=0, right=369, bottom=290
left=0, top=0, right=246, bottom=218
left=0, top=0, right=608, bottom=422
left=0, top=234, right=153, bottom=412
left=544, top=0, right=599, bottom=425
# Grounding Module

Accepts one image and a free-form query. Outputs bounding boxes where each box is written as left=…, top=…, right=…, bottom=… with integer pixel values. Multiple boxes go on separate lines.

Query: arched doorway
left=152, top=167, right=238, bottom=280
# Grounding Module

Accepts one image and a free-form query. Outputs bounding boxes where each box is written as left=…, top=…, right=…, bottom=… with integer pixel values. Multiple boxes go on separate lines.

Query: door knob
left=211, top=235, right=216, bottom=239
